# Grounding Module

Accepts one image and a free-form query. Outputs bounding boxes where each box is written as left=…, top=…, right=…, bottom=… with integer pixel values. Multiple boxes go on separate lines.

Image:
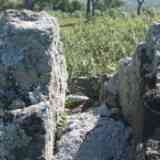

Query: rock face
left=101, top=22, right=160, bottom=158
left=0, top=10, right=67, bottom=160
left=0, top=102, right=54, bottom=160
left=118, top=53, right=143, bottom=143
left=55, top=105, right=132, bottom=160
left=76, top=106, right=132, bottom=160
left=68, top=75, right=109, bottom=101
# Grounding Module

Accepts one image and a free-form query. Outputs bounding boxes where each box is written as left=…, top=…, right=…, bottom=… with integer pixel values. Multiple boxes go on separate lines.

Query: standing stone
left=118, top=50, right=144, bottom=143
left=0, top=10, right=67, bottom=160
left=100, top=22, right=160, bottom=159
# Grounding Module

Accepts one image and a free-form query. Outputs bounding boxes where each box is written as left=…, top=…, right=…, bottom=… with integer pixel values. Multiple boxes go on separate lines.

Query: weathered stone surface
left=100, top=73, right=119, bottom=107
left=0, top=9, right=67, bottom=160
left=145, top=139, right=160, bottom=160
left=101, top=22, right=160, bottom=159
left=0, top=102, right=54, bottom=160
left=55, top=106, right=98, bottom=160
left=118, top=52, right=144, bottom=142
left=68, top=75, right=109, bottom=101
left=55, top=105, right=133, bottom=160
left=0, top=9, right=67, bottom=112
left=76, top=109, right=133, bottom=160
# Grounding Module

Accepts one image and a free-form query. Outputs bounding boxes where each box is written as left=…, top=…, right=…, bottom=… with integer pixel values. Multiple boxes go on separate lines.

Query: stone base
left=0, top=102, right=55, bottom=160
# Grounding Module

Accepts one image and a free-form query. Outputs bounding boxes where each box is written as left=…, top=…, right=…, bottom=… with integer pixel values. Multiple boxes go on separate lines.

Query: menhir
left=100, top=22, right=160, bottom=159
left=0, top=10, right=67, bottom=160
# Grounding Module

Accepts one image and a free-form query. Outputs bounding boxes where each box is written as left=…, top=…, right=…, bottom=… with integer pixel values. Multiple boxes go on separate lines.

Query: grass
left=49, top=10, right=160, bottom=78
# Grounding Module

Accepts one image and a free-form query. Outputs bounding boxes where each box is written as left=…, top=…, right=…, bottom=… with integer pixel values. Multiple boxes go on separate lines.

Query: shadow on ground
left=75, top=106, right=133, bottom=160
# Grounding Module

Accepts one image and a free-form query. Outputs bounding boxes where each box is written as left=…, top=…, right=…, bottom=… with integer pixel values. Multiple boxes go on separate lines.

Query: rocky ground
left=145, top=139, right=160, bottom=160
left=55, top=104, right=133, bottom=160
left=55, top=106, right=98, bottom=160
left=55, top=104, right=160, bottom=160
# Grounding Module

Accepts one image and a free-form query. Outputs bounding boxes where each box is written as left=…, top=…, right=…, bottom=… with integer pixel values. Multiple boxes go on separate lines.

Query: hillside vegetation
left=50, top=10, right=160, bottom=78
left=1, top=1, right=160, bottom=79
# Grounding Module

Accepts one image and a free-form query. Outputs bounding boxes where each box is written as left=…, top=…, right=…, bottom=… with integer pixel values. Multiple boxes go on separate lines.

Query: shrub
left=0, top=0, right=23, bottom=10
left=52, top=0, right=83, bottom=13
left=61, top=10, right=160, bottom=78
left=70, top=0, right=83, bottom=13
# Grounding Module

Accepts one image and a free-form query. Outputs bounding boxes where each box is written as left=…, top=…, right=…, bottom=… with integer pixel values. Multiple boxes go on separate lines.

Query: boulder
left=0, top=10, right=67, bottom=160
left=65, top=94, right=90, bottom=111
left=68, top=75, right=109, bottom=101
left=55, top=105, right=133, bottom=160
left=100, top=73, right=119, bottom=107
left=101, top=22, right=160, bottom=157
left=0, top=102, right=54, bottom=160
left=118, top=52, right=143, bottom=142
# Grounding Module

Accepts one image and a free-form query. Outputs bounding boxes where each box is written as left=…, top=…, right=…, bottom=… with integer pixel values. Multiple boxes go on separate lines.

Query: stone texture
left=0, top=10, right=67, bottom=160
left=101, top=22, right=160, bottom=158
left=145, top=139, right=160, bottom=160
left=100, top=73, right=119, bottom=107
left=68, top=75, right=109, bottom=101
left=118, top=52, right=144, bottom=142
left=0, top=102, right=54, bottom=160
left=0, top=9, right=67, bottom=112
left=55, top=105, right=133, bottom=160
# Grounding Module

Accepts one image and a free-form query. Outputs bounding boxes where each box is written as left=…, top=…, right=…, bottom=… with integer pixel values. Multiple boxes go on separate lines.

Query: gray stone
left=118, top=50, right=143, bottom=142
left=0, top=10, right=67, bottom=160
left=55, top=106, right=98, bottom=160
left=55, top=105, right=133, bottom=160
left=0, top=102, right=54, bottom=160
left=0, top=9, right=67, bottom=112
left=100, top=22, right=160, bottom=159
left=8, top=98, right=26, bottom=109
left=100, top=73, right=119, bottom=107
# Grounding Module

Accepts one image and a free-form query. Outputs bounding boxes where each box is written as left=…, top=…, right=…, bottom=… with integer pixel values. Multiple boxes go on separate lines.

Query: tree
left=86, top=0, right=96, bottom=17
left=23, top=0, right=54, bottom=10
left=137, top=0, right=144, bottom=15
left=92, top=0, right=96, bottom=16
left=24, top=0, right=33, bottom=10
left=86, top=0, right=91, bottom=17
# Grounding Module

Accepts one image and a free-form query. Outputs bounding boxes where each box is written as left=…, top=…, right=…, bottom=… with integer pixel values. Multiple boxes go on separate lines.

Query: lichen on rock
left=0, top=9, right=67, bottom=160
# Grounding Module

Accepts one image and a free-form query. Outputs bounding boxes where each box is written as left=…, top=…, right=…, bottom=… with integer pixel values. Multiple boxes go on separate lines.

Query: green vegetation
left=52, top=10, right=160, bottom=78
left=57, top=111, right=68, bottom=129
left=96, top=0, right=124, bottom=11
left=0, top=1, right=160, bottom=79
left=0, top=0, right=124, bottom=11
left=0, top=0, right=22, bottom=10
